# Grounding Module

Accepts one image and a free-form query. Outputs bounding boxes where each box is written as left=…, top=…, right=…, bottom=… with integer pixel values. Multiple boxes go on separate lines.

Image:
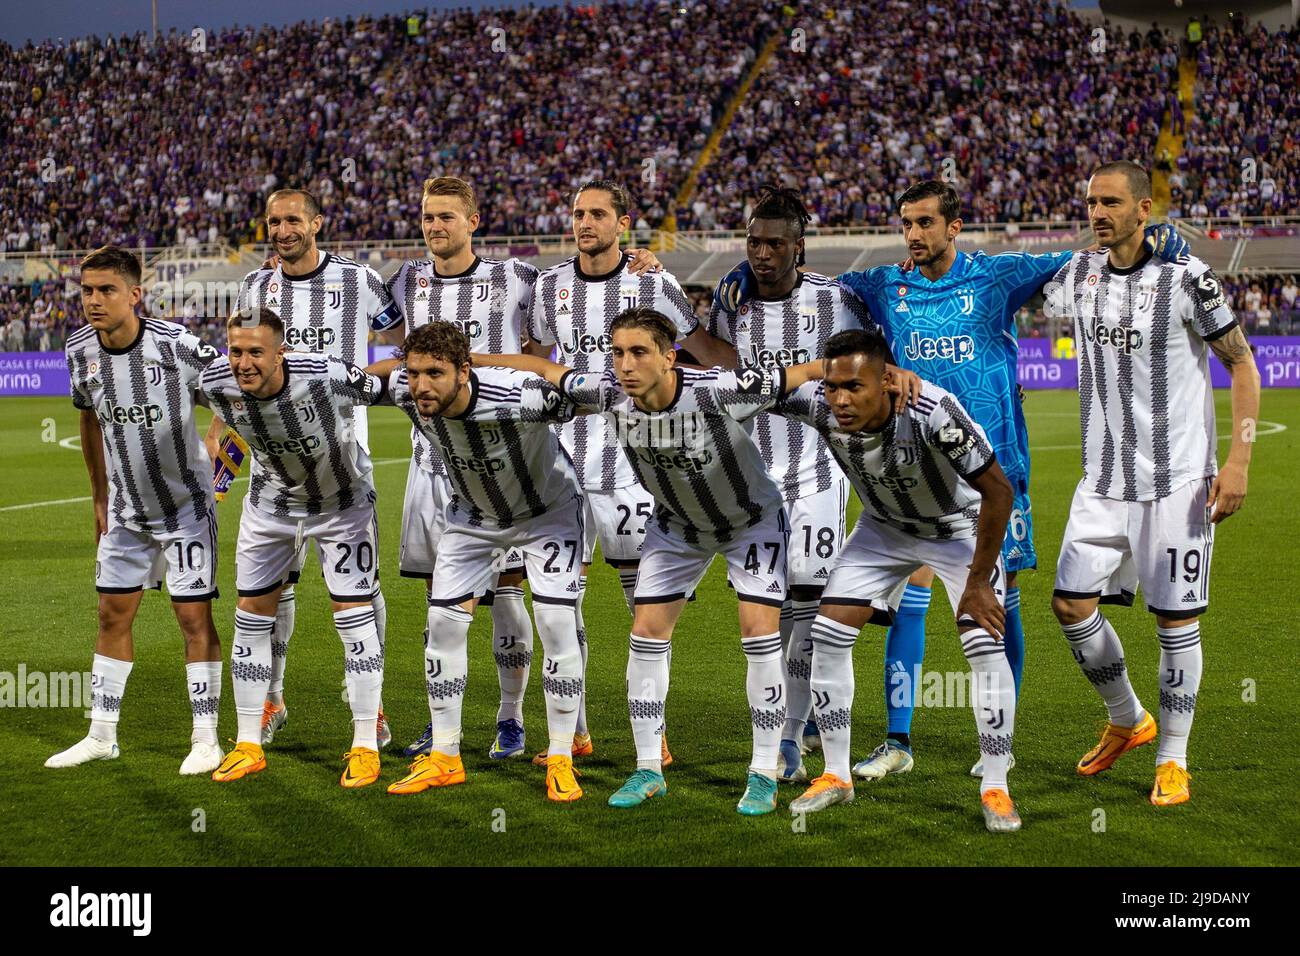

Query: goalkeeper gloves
left=713, top=260, right=757, bottom=314
left=1143, top=223, right=1191, bottom=263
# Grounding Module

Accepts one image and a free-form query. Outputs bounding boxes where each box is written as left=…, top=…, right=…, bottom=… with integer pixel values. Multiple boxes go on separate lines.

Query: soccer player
left=1047, top=161, right=1260, bottom=807
left=47, top=245, right=225, bottom=776
left=478, top=308, right=920, bottom=815
left=382, top=176, right=665, bottom=761
left=773, top=328, right=1020, bottom=832
left=525, top=180, right=735, bottom=765
left=706, top=185, right=880, bottom=783
left=231, top=189, right=400, bottom=749
left=200, top=308, right=391, bottom=788
left=369, top=322, right=587, bottom=802
left=716, top=181, right=1190, bottom=779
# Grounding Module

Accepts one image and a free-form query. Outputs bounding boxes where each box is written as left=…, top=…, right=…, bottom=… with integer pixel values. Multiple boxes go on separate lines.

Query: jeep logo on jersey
left=634, top=446, right=714, bottom=473
left=98, top=401, right=164, bottom=428
left=862, top=472, right=919, bottom=492
left=247, top=433, right=321, bottom=456
left=745, top=345, right=810, bottom=369
left=446, top=452, right=505, bottom=474
left=558, top=328, right=612, bottom=356
left=449, top=318, right=484, bottom=340
left=903, top=331, right=976, bottom=364
left=286, top=326, right=337, bottom=351
left=1082, top=316, right=1144, bottom=354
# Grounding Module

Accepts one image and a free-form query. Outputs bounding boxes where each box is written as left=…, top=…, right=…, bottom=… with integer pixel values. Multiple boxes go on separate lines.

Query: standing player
left=525, top=180, right=735, bottom=765
left=1048, top=161, right=1259, bottom=806
left=716, top=181, right=1189, bottom=778
left=479, top=308, right=920, bottom=815
left=383, top=176, right=664, bottom=761
left=232, top=189, right=400, bottom=749
left=771, top=328, right=1020, bottom=832
left=368, top=322, right=587, bottom=802
left=200, top=309, right=391, bottom=788
left=706, top=186, right=879, bottom=783
left=47, top=246, right=224, bottom=776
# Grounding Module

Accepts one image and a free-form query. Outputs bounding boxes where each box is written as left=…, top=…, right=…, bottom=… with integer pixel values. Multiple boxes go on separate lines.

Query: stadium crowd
left=1173, top=18, right=1299, bottom=219
left=4, top=1, right=1296, bottom=250
left=688, top=0, right=1174, bottom=229
left=2, top=1, right=773, bottom=252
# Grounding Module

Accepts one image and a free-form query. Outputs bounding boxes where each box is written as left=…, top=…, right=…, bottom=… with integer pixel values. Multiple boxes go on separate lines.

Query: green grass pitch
left=1, top=389, right=1296, bottom=866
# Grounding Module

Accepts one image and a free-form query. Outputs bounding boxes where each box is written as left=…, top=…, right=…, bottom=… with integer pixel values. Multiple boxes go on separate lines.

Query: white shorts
left=823, top=517, right=1006, bottom=623
left=95, top=509, right=219, bottom=602
left=398, top=461, right=523, bottom=579
left=429, top=494, right=585, bottom=608
left=1054, top=477, right=1215, bottom=618
left=635, top=510, right=790, bottom=608
left=785, top=477, right=849, bottom=588
left=237, top=499, right=380, bottom=603
left=581, top=483, right=654, bottom=567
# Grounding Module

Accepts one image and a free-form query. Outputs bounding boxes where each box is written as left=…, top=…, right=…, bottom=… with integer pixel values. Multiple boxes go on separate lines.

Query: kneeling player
left=774, top=329, right=1021, bottom=832
left=480, top=308, right=920, bottom=815
left=47, top=246, right=224, bottom=775
left=370, top=322, right=587, bottom=802
left=199, top=309, right=390, bottom=788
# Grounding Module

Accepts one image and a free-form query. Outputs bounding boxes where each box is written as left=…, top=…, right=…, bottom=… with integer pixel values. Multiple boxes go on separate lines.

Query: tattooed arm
left=1206, top=324, right=1261, bottom=523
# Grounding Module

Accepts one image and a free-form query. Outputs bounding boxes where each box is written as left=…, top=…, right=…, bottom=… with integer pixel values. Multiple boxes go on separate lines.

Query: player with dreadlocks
left=706, top=184, right=887, bottom=785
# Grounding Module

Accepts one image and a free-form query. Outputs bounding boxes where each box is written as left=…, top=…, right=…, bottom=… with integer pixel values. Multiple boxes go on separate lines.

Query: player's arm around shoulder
left=470, top=350, right=567, bottom=387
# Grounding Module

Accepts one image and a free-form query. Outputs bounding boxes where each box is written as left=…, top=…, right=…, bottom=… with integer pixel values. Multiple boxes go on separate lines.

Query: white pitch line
left=0, top=456, right=411, bottom=513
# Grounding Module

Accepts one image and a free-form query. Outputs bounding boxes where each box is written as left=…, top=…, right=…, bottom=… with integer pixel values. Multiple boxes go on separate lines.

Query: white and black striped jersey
left=388, top=366, right=579, bottom=530
left=777, top=380, right=995, bottom=540
left=561, top=366, right=785, bottom=545
left=528, top=253, right=701, bottom=492
left=197, top=354, right=387, bottom=518
left=708, top=271, right=874, bottom=501
left=1046, top=251, right=1237, bottom=502
left=386, top=255, right=539, bottom=478
left=239, top=252, right=399, bottom=450
left=67, top=318, right=220, bottom=534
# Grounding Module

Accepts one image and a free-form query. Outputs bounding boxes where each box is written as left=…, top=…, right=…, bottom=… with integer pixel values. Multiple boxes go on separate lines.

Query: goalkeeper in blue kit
left=716, top=179, right=1190, bottom=778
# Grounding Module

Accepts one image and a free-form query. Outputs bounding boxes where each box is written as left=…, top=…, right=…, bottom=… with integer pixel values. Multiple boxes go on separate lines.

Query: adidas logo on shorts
left=766, top=581, right=783, bottom=593
left=814, top=567, right=829, bottom=579
left=566, top=580, right=580, bottom=592
left=1182, top=589, right=1197, bottom=602
left=356, top=578, right=370, bottom=590
left=188, top=579, right=206, bottom=590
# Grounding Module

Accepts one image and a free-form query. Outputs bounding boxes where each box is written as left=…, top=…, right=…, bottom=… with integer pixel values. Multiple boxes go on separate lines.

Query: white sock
left=627, top=634, right=669, bottom=772
left=575, top=577, right=589, bottom=735
left=426, top=604, right=472, bottom=757
left=491, top=585, right=532, bottom=725
left=232, top=609, right=275, bottom=745
left=534, top=603, right=583, bottom=756
left=1063, top=611, right=1144, bottom=727
left=742, top=632, right=784, bottom=779
left=268, top=586, right=295, bottom=704
left=89, top=653, right=133, bottom=745
left=617, top=568, right=637, bottom=614
left=186, top=660, right=221, bottom=744
left=335, top=605, right=382, bottom=750
left=962, top=627, right=1017, bottom=793
left=372, top=589, right=387, bottom=702
left=809, top=616, right=857, bottom=780
left=1156, top=622, right=1203, bottom=768
left=781, top=599, right=818, bottom=741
